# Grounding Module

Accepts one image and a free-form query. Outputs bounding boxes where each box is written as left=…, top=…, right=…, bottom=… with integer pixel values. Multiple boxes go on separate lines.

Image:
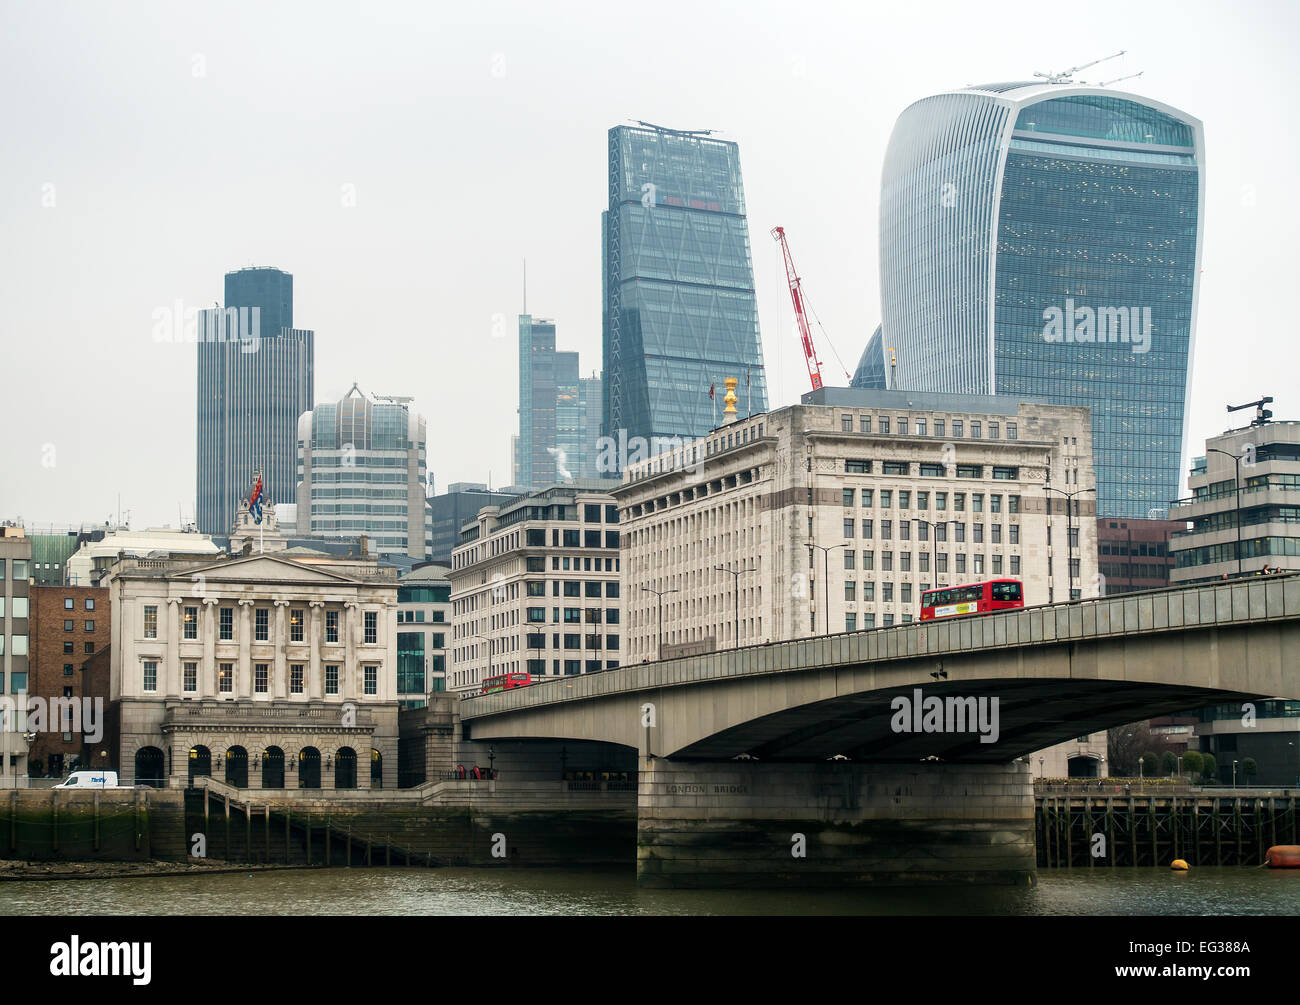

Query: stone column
left=201, top=598, right=219, bottom=695
left=309, top=601, right=325, bottom=700
left=165, top=598, right=182, bottom=696
left=237, top=600, right=254, bottom=698
left=343, top=601, right=360, bottom=701
left=273, top=601, right=290, bottom=699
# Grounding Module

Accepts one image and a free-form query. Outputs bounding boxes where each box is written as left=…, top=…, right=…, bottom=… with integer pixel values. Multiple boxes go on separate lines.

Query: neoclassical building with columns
left=105, top=551, right=399, bottom=790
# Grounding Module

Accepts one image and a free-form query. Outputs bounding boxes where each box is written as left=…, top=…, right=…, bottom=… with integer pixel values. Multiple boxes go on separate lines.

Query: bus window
left=992, top=582, right=1022, bottom=602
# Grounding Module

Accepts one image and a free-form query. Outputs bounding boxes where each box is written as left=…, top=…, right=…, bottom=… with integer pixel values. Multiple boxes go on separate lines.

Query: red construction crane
left=771, top=226, right=826, bottom=391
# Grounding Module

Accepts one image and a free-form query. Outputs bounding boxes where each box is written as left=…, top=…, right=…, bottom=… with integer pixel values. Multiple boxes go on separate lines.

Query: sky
left=1, top=0, right=1297, bottom=530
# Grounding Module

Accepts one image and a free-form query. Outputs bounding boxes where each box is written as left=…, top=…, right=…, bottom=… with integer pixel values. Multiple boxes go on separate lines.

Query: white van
left=54, top=770, right=122, bottom=789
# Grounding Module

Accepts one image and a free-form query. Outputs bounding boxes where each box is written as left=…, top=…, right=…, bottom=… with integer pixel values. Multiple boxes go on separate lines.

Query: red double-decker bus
left=481, top=672, right=532, bottom=695
left=920, top=580, right=1024, bottom=621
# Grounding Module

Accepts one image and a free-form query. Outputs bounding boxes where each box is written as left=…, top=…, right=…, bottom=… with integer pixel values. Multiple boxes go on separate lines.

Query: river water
left=2, top=866, right=1298, bottom=915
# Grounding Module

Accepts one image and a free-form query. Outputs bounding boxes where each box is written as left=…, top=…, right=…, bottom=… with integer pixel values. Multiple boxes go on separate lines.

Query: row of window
left=527, top=555, right=622, bottom=573
left=63, top=597, right=95, bottom=610
left=839, top=415, right=1020, bottom=440
left=525, top=580, right=623, bottom=599
left=524, top=529, right=621, bottom=549
left=525, top=633, right=621, bottom=650
left=844, top=460, right=1022, bottom=481
left=841, top=488, right=1021, bottom=512
left=0, top=560, right=29, bottom=580
left=845, top=613, right=913, bottom=631
left=397, top=610, right=446, bottom=624
left=142, top=660, right=379, bottom=695
left=841, top=519, right=1021, bottom=544
left=836, top=550, right=1024, bottom=576
left=142, top=605, right=379, bottom=644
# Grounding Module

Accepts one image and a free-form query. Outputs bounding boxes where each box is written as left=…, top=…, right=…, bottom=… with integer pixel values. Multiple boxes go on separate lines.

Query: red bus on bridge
left=481, top=672, right=532, bottom=695
left=920, top=580, right=1024, bottom=621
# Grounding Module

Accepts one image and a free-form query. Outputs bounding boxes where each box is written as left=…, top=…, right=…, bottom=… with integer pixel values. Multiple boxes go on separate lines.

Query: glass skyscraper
left=515, top=314, right=603, bottom=488
left=602, top=123, right=767, bottom=460
left=197, top=267, right=314, bottom=535
left=876, top=84, right=1204, bottom=518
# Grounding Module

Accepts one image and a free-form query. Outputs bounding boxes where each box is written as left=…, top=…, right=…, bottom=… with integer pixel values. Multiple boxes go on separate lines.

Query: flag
left=249, top=472, right=264, bottom=524
left=708, top=382, right=715, bottom=399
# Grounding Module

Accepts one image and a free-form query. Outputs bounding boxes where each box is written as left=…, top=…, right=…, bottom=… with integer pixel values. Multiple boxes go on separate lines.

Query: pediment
left=169, top=554, right=363, bottom=586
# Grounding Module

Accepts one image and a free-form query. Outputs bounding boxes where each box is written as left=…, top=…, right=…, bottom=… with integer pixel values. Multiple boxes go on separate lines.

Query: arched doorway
left=134, top=747, right=165, bottom=788
left=187, top=745, right=211, bottom=787
left=370, top=748, right=383, bottom=789
left=299, top=747, right=321, bottom=789
left=261, top=747, right=284, bottom=789
left=1067, top=754, right=1102, bottom=779
left=335, top=747, right=357, bottom=789
left=225, top=746, right=248, bottom=788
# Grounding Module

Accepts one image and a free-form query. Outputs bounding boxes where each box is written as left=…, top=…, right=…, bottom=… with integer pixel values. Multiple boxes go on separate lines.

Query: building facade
left=615, top=389, right=1098, bottom=661
left=0, top=527, right=32, bottom=787
left=1169, top=420, right=1300, bottom=584
left=65, top=528, right=222, bottom=587
left=296, top=385, right=431, bottom=560
left=875, top=84, right=1204, bottom=519
left=449, top=482, right=622, bottom=693
left=197, top=266, right=314, bottom=535
left=602, top=122, right=768, bottom=458
left=428, top=483, right=522, bottom=567
left=27, top=585, right=110, bottom=779
left=396, top=565, right=451, bottom=707
left=1096, top=518, right=1185, bottom=594
left=106, top=552, right=400, bottom=790
left=1195, top=701, right=1300, bottom=787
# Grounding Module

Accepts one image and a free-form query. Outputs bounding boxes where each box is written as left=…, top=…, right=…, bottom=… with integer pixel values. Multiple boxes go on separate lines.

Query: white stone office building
left=396, top=564, right=451, bottom=706
left=615, top=388, right=1100, bottom=661
left=106, top=551, right=400, bottom=789
left=296, top=385, right=432, bottom=561
left=1170, top=419, right=1300, bottom=584
left=449, top=481, right=622, bottom=693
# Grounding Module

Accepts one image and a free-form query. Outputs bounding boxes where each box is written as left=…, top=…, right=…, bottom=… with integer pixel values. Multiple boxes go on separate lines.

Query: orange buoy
left=1170, top=859, right=1189, bottom=871
left=1265, top=846, right=1300, bottom=868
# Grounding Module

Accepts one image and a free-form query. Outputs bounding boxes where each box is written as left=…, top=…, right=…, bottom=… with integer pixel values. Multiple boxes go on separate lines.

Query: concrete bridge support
left=637, top=758, right=1036, bottom=888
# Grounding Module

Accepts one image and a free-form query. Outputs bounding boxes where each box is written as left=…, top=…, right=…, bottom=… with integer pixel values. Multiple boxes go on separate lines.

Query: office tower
left=602, top=122, right=768, bottom=461
left=296, top=385, right=432, bottom=560
left=197, top=266, right=314, bottom=535
left=876, top=84, right=1204, bottom=518
left=428, top=483, right=522, bottom=567
left=516, top=314, right=604, bottom=488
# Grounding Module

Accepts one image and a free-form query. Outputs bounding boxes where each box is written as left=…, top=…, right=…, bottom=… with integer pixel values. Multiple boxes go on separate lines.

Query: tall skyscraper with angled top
left=872, top=83, right=1204, bottom=519
left=197, top=266, right=314, bottom=535
left=602, top=122, right=768, bottom=465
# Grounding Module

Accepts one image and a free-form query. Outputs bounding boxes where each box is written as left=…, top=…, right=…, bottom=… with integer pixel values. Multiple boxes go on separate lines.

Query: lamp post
left=1044, top=485, right=1096, bottom=599
left=804, top=545, right=844, bottom=635
left=915, top=518, right=963, bottom=585
left=714, top=564, right=756, bottom=648
left=468, top=632, right=492, bottom=688
left=1206, top=447, right=1245, bottom=578
left=639, top=585, right=679, bottom=662
left=1233, top=759, right=1239, bottom=791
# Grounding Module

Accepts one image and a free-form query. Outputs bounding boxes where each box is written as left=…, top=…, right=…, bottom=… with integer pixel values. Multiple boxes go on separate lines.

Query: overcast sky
left=2, top=0, right=1297, bottom=530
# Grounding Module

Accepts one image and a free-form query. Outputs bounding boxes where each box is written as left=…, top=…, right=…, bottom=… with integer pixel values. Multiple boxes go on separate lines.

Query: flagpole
left=258, top=466, right=264, bottom=554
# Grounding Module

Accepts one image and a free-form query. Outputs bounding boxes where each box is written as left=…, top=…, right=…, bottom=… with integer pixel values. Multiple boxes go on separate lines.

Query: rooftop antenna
left=633, top=119, right=716, bottom=136
left=1034, top=50, right=1126, bottom=85
left=1099, top=70, right=1143, bottom=87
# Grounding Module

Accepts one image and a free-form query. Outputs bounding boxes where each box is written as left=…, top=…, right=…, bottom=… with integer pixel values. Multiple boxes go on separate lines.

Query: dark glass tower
left=196, top=267, right=314, bottom=535
left=602, top=123, right=768, bottom=461
left=877, top=85, right=1204, bottom=518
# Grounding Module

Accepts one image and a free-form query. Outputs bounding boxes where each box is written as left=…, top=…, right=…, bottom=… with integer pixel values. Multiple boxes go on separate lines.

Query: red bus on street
left=481, top=672, right=532, bottom=695
left=920, top=580, right=1024, bottom=621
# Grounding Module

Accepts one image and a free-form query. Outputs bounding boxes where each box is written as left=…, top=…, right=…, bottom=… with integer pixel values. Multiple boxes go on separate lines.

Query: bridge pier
left=636, top=759, right=1036, bottom=888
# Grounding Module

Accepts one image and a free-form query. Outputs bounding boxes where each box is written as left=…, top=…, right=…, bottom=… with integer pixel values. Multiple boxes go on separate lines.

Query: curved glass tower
left=878, top=84, right=1204, bottom=518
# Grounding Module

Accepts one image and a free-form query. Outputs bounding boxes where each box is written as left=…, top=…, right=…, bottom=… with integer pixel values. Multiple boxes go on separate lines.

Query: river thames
left=2, top=866, right=1298, bottom=915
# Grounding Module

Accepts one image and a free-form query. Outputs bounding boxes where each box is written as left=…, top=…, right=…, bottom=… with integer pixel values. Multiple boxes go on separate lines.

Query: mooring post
left=306, top=812, right=311, bottom=866
left=93, top=791, right=101, bottom=852
left=8, top=791, right=15, bottom=853
left=51, top=791, right=58, bottom=854
left=326, top=813, right=331, bottom=867
left=285, top=808, right=291, bottom=862
left=346, top=825, right=351, bottom=867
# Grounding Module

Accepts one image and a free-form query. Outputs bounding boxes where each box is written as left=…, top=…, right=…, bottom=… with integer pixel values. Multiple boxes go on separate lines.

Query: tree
left=1141, top=752, right=1160, bottom=777
left=1161, top=751, right=1178, bottom=776
left=1201, top=753, right=1218, bottom=782
left=1109, top=722, right=1157, bottom=776
left=1182, top=750, right=1203, bottom=777
left=1243, top=757, right=1258, bottom=781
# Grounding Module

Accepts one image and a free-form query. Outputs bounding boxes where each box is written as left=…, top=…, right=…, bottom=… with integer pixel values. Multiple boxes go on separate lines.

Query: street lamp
left=468, top=632, right=493, bottom=687
left=915, top=518, right=964, bottom=587
left=1233, top=759, right=1239, bottom=791
left=714, top=564, right=756, bottom=648
left=804, top=545, right=844, bottom=635
left=639, top=585, right=679, bottom=661
left=1206, top=447, right=1245, bottom=578
left=1044, top=485, right=1096, bottom=599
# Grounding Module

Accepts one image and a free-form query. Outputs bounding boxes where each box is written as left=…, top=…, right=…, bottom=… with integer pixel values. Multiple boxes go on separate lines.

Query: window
left=916, top=418, right=927, bottom=436
left=880, top=417, right=890, bottom=434
left=881, top=520, right=893, bottom=540
left=1010, top=525, right=1020, bottom=545
left=526, top=529, right=546, bottom=546
left=919, top=462, right=944, bottom=478
left=143, top=605, right=158, bottom=639
left=605, top=531, right=619, bottom=549
left=85, top=598, right=94, bottom=611
left=219, top=607, right=233, bottom=640
left=863, top=581, right=875, bottom=601
left=862, top=519, right=873, bottom=539
left=992, top=524, right=1002, bottom=544
left=255, top=663, right=269, bottom=693
left=990, top=494, right=1002, bottom=513
left=585, top=503, right=602, bottom=522
left=883, top=461, right=908, bottom=476
left=218, top=662, right=233, bottom=693
left=901, top=583, right=913, bottom=604
left=256, top=608, right=269, bottom=641
left=564, top=634, right=581, bottom=650
left=882, top=551, right=893, bottom=572
left=291, top=664, right=304, bottom=694
left=899, top=491, right=911, bottom=510
left=63, top=641, right=73, bottom=654
left=143, top=661, right=158, bottom=692
left=842, top=414, right=854, bottom=432
left=989, top=422, right=1000, bottom=439
left=845, top=582, right=856, bottom=601
left=843, top=518, right=855, bottom=538
left=860, top=489, right=873, bottom=507
left=63, top=663, right=74, bottom=677
left=11, top=560, right=27, bottom=580
left=971, top=421, right=982, bottom=439
left=899, top=418, right=908, bottom=435
left=563, top=529, right=580, bottom=547
left=325, top=610, right=338, bottom=643
left=992, top=555, right=1004, bottom=574
left=956, top=464, right=981, bottom=479
left=64, top=597, right=74, bottom=610
left=843, top=488, right=855, bottom=507
left=846, top=614, right=857, bottom=631
left=183, top=661, right=197, bottom=692
left=64, top=619, right=74, bottom=632
left=527, top=607, right=546, bottom=622
left=364, top=611, right=377, bottom=644
left=992, top=466, right=1019, bottom=480
left=860, top=416, right=871, bottom=433
left=952, top=421, right=964, bottom=437
left=1010, top=556, right=1021, bottom=575
left=526, top=580, right=546, bottom=597
left=606, top=582, right=620, bottom=598
left=843, top=550, right=856, bottom=570
left=880, top=490, right=892, bottom=508
left=845, top=459, right=871, bottom=474
left=882, top=582, right=894, bottom=603
left=1007, top=423, right=1018, bottom=440
left=1008, top=495, right=1020, bottom=514
left=84, top=641, right=93, bottom=654
left=326, top=665, right=339, bottom=695
left=956, top=555, right=967, bottom=575
left=364, top=666, right=377, bottom=695
left=84, top=619, right=94, bottom=632
left=863, top=550, right=874, bottom=571
left=184, top=606, right=198, bottom=640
